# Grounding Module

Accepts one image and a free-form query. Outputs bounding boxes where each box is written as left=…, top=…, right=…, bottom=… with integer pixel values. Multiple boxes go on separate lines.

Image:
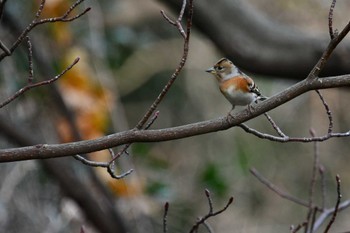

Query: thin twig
left=107, top=146, right=134, bottom=179
left=138, top=0, right=193, bottom=129
left=202, top=221, right=214, bottom=233
left=312, top=199, right=350, bottom=232
left=308, top=1, right=350, bottom=79
left=108, top=111, right=159, bottom=164
left=323, top=175, right=342, bottom=233
left=26, top=36, right=34, bottom=83
left=319, top=165, right=326, bottom=210
left=105, top=0, right=194, bottom=179
left=315, top=90, right=333, bottom=134
left=0, top=40, right=10, bottom=55
left=163, top=202, right=169, bottom=233
left=35, top=0, right=45, bottom=20
left=263, top=113, right=286, bottom=137
left=109, top=144, right=131, bottom=164
left=177, top=0, right=187, bottom=22
left=250, top=168, right=309, bottom=207
left=310, top=207, right=318, bottom=233
left=241, top=91, right=335, bottom=144
left=144, top=111, right=160, bottom=130
left=160, top=0, right=187, bottom=38
left=160, top=10, right=176, bottom=25
left=0, top=0, right=90, bottom=61
left=0, top=57, right=80, bottom=108
left=291, top=222, right=307, bottom=233
left=205, top=189, right=214, bottom=213
left=328, top=0, right=337, bottom=39
left=107, top=165, right=134, bottom=179
left=239, top=123, right=350, bottom=143
left=73, top=154, right=108, bottom=167
left=305, top=129, right=319, bottom=233
left=189, top=190, right=234, bottom=233
left=36, top=6, right=91, bottom=24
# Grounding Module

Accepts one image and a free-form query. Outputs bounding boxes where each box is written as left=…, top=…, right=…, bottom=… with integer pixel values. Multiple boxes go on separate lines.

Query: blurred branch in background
left=251, top=136, right=350, bottom=233
left=161, top=0, right=350, bottom=79
left=162, top=189, right=234, bottom=233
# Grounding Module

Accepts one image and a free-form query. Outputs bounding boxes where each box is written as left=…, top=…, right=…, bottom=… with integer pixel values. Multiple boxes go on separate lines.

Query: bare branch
left=94, top=0, right=194, bottom=179
left=0, top=0, right=90, bottom=61
left=305, top=129, right=319, bottom=232
left=308, top=17, right=350, bottom=78
left=26, top=36, right=34, bottom=83
left=189, top=190, right=234, bottom=233
left=107, top=148, right=134, bottom=179
left=314, top=90, right=333, bottom=134
left=163, top=202, right=169, bottom=233
left=177, top=0, right=187, bottom=22
left=73, top=148, right=135, bottom=179
left=138, top=0, right=193, bottom=129
left=319, top=165, right=326, bottom=210
left=239, top=123, right=350, bottom=143
left=309, top=207, right=318, bottom=233
left=323, top=175, right=342, bottom=233
left=144, top=110, right=160, bottom=130
left=263, top=113, right=287, bottom=137
left=160, top=0, right=187, bottom=38
left=202, top=221, right=214, bottom=233
left=35, top=0, right=45, bottom=20
left=0, top=40, right=10, bottom=55
left=107, top=165, right=134, bottom=180
left=0, top=57, right=80, bottom=108
left=160, top=10, right=176, bottom=25
left=312, top=199, right=350, bottom=232
left=250, top=168, right=309, bottom=207
left=205, top=189, right=214, bottom=214
left=1, top=0, right=350, bottom=162
left=328, top=0, right=337, bottom=39
left=36, top=6, right=91, bottom=24
left=290, top=222, right=307, bottom=233
left=104, top=111, right=160, bottom=179
left=2, top=73, right=350, bottom=161
left=73, top=154, right=108, bottom=167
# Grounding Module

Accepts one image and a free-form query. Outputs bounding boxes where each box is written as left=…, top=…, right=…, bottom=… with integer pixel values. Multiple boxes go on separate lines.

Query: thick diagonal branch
left=1, top=74, right=350, bottom=161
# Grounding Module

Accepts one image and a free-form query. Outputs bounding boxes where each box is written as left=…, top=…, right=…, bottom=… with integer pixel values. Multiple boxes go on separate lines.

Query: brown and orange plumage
left=206, top=58, right=266, bottom=111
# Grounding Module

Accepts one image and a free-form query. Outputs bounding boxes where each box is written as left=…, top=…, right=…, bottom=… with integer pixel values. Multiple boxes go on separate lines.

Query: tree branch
left=189, top=189, right=234, bottom=233
left=0, top=57, right=80, bottom=108
left=1, top=74, right=350, bottom=161
left=0, top=0, right=90, bottom=61
left=250, top=168, right=309, bottom=208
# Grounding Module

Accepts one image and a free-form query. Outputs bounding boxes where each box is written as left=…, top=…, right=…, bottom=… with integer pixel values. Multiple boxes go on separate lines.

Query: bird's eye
left=216, top=66, right=224, bottom=71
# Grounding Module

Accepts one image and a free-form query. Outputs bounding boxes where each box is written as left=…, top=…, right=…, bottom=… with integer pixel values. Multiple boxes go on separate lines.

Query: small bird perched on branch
left=206, top=58, right=267, bottom=114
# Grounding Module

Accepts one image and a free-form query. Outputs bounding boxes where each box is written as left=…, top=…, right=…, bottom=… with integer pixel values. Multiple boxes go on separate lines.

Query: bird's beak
left=206, top=67, right=215, bottom=74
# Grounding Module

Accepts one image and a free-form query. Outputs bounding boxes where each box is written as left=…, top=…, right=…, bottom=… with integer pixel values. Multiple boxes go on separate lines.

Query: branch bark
left=1, top=74, right=350, bottom=161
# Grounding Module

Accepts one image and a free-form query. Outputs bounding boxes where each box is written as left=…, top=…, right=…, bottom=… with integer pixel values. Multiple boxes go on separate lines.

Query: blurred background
left=0, top=0, right=350, bottom=232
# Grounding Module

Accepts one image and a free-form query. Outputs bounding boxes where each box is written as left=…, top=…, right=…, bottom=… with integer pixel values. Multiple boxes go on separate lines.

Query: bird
left=206, top=58, right=267, bottom=114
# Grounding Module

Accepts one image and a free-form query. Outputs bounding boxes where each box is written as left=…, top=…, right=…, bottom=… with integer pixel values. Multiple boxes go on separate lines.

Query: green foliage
left=199, top=163, right=228, bottom=197
left=146, top=180, right=168, bottom=196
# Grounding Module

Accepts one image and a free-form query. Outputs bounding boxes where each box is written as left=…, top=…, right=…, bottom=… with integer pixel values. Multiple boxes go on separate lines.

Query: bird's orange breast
left=219, top=76, right=250, bottom=93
